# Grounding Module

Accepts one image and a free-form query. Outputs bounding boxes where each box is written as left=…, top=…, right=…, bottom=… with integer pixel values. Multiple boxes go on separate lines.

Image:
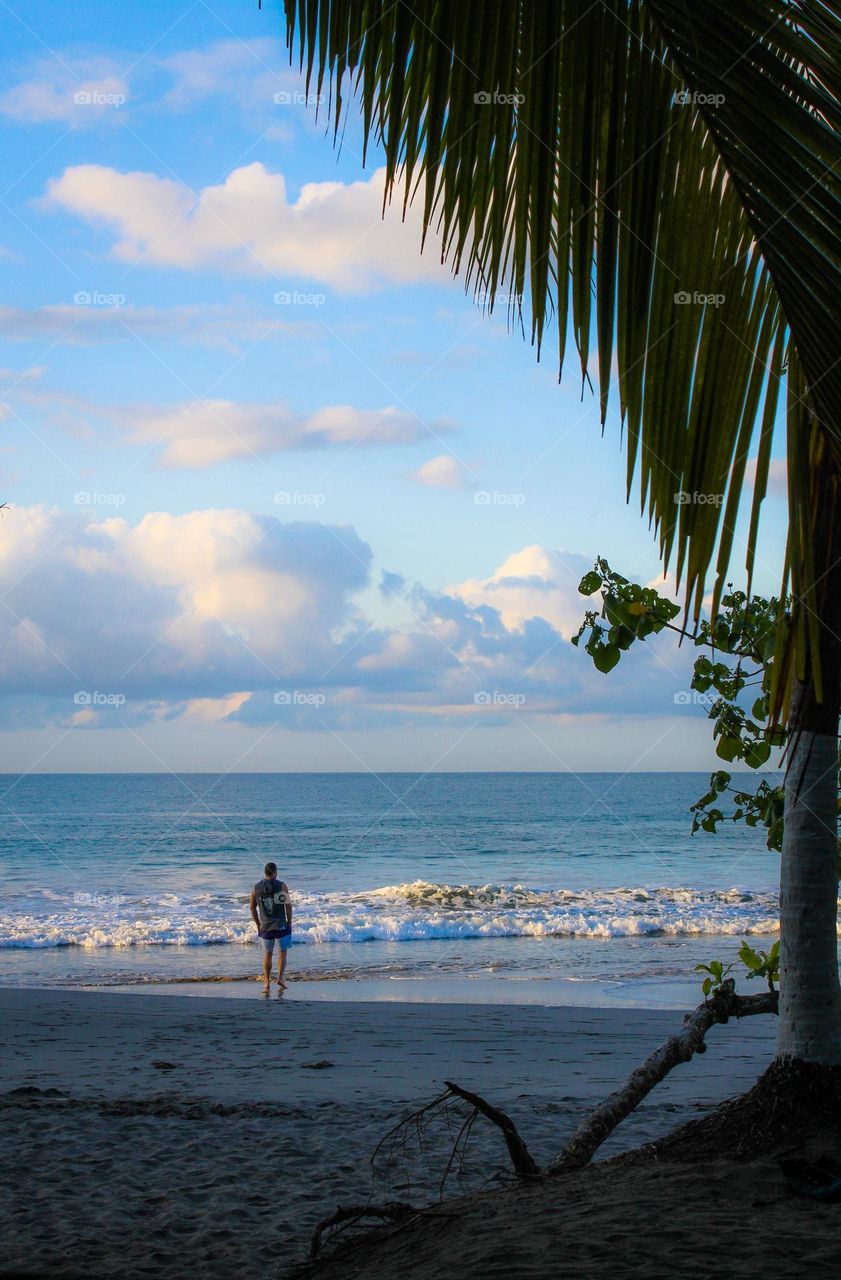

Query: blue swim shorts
left=260, top=934, right=291, bottom=953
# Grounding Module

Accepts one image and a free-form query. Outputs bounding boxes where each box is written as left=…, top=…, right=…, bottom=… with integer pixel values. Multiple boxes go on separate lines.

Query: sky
left=0, top=0, right=790, bottom=773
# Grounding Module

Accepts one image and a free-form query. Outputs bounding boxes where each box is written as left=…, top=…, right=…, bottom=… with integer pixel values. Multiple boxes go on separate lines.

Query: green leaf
left=744, top=740, right=772, bottom=769
left=715, top=736, right=742, bottom=763
left=739, top=941, right=763, bottom=971
left=579, top=571, right=603, bottom=596
left=592, top=643, right=621, bottom=674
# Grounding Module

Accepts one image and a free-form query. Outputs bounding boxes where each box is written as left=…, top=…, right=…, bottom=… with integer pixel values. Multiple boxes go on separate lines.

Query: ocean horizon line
left=0, top=767, right=784, bottom=777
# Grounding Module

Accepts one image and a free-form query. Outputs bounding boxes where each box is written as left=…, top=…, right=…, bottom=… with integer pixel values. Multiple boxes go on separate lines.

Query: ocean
left=0, top=772, right=791, bottom=1007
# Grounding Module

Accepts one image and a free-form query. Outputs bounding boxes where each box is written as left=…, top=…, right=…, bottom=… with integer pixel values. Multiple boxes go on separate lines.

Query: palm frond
left=283, top=0, right=840, bottom=694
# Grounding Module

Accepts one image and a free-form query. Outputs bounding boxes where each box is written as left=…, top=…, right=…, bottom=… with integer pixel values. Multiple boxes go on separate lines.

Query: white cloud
left=43, top=163, right=450, bottom=290
left=411, top=454, right=473, bottom=489
left=125, top=400, right=453, bottom=469
left=176, top=691, right=252, bottom=723
left=0, top=303, right=320, bottom=351
left=0, top=366, right=100, bottom=440
left=157, top=38, right=293, bottom=113
left=0, top=59, right=128, bottom=126
left=0, top=40, right=325, bottom=137
left=446, top=546, right=597, bottom=636
left=0, top=365, right=46, bottom=388
left=0, top=367, right=452, bottom=467
left=0, top=40, right=313, bottom=130
left=0, top=507, right=372, bottom=705
left=0, top=511, right=695, bottom=737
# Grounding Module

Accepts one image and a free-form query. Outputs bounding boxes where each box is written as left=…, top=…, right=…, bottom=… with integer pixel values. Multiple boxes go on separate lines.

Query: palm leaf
left=282, top=0, right=841, bottom=704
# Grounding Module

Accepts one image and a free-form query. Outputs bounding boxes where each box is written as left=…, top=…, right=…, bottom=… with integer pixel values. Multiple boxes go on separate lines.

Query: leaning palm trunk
left=778, top=458, right=841, bottom=1063
left=779, top=726, right=841, bottom=1062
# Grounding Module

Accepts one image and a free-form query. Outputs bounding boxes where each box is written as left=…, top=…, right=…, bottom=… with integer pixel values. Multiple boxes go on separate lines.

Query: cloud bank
left=0, top=508, right=690, bottom=733
left=44, top=163, right=450, bottom=291
left=125, top=401, right=452, bottom=469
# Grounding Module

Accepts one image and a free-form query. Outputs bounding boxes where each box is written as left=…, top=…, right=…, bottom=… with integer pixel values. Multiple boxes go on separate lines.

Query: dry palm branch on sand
left=308, top=981, right=778, bottom=1259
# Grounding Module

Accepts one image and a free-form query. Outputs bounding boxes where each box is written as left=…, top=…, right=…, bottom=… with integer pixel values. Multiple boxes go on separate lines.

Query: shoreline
left=0, top=986, right=778, bottom=1278
left=1, top=971, right=712, bottom=1008
left=0, top=928, right=790, bottom=1011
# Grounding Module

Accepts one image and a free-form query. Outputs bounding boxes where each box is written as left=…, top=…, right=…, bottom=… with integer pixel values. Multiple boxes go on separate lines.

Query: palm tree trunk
left=778, top=725, right=841, bottom=1062
left=777, top=488, right=841, bottom=1064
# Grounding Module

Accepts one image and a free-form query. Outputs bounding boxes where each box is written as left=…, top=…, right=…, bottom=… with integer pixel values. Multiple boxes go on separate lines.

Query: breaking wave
left=0, top=880, right=788, bottom=949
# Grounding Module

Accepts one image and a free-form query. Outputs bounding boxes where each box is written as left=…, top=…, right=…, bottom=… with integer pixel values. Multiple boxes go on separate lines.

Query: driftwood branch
left=549, top=981, right=779, bottom=1174
left=310, top=1201, right=416, bottom=1258
left=444, top=1080, right=540, bottom=1178
left=371, top=1082, right=539, bottom=1185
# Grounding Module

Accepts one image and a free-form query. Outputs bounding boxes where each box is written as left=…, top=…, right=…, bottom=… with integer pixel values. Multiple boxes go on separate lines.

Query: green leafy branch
left=690, top=770, right=785, bottom=850
left=572, top=557, right=681, bottom=675
left=738, top=940, right=780, bottom=993
left=695, top=941, right=780, bottom=1000
left=573, top=559, right=791, bottom=853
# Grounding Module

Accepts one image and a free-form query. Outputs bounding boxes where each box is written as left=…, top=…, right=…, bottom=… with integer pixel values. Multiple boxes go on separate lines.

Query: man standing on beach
left=250, top=862, right=292, bottom=995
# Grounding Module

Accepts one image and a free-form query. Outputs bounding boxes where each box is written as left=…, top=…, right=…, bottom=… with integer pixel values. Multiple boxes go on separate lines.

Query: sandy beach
left=0, top=986, right=783, bottom=1279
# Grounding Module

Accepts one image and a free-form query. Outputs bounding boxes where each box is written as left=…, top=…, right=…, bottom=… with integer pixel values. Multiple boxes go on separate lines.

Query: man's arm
left=282, top=883, right=293, bottom=929
left=249, top=889, right=260, bottom=930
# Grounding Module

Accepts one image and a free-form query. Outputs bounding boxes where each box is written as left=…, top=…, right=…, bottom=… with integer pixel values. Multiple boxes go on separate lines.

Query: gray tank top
left=255, top=878, right=289, bottom=930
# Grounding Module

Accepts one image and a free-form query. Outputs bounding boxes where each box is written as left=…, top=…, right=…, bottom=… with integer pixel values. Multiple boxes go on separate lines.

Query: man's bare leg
left=261, top=945, right=272, bottom=994
left=276, top=948, right=288, bottom=990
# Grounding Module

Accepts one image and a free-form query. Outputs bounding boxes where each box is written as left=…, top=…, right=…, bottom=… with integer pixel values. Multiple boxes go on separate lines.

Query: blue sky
left=0, top=0, right=790, bottom=772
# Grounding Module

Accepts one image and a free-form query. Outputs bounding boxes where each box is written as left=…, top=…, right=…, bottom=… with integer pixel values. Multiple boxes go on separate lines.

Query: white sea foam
left=0, top=879, right=794, bottom=949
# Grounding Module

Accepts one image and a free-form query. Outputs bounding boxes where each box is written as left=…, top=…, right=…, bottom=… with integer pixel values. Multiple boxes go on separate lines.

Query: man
left=250, top=862, right=293, bottom=995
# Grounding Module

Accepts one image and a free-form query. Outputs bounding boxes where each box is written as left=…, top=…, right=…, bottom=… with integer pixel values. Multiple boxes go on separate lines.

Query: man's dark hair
left=264, top=861, right=277, bottom=877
